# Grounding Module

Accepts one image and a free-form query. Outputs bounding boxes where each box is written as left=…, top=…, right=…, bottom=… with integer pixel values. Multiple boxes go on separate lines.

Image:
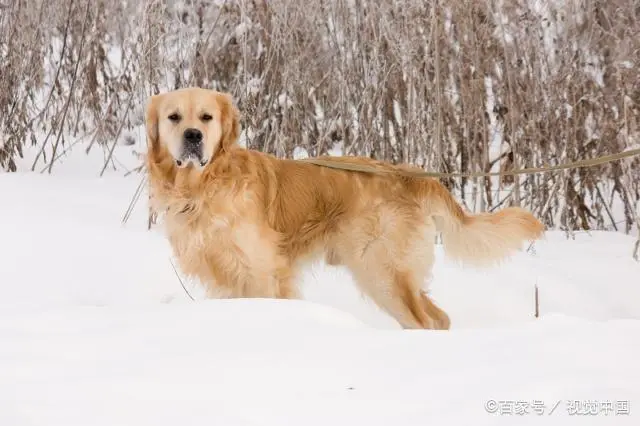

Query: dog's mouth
left=175, top=156, right=209, bottom=169
left=175, top=136, right=209, bottom=169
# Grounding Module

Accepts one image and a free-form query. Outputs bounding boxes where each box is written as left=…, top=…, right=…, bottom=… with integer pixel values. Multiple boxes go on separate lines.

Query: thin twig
left=595, top=183, right=618, bottom=232
left=534, top=282, right=539, bottom=319
left=121, top=173, right=147, bottom=225
left=170, top=258, right=195, bottom=301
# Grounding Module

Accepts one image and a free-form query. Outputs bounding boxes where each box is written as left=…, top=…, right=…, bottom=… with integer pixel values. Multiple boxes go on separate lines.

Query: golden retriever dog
left=145, top=87, right=545, bottom=330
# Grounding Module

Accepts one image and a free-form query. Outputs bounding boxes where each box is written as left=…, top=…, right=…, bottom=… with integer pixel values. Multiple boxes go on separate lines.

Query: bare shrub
left=0, top=0, right=638, bottom=233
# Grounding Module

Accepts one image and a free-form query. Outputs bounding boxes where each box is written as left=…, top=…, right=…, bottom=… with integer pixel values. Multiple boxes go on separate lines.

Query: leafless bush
left=1, top=0, right=638, bottom=233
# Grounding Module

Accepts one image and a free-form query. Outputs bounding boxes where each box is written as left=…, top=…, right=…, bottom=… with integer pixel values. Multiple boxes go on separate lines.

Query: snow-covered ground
left=1, top=144, right=639, bottom=425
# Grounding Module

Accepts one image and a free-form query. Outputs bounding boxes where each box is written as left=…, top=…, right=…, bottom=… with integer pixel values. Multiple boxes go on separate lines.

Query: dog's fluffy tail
left=421, top=180, right=545, bottom=267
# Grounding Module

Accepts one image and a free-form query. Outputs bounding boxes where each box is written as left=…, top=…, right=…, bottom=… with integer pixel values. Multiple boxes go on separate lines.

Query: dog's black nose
left=183, top=128, right=203, bottom=145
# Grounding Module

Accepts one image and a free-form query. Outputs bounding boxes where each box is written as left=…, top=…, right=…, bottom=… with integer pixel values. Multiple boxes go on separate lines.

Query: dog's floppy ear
left=145, top=94, right=161, bottom=152
left=217, top=92, right=241, bottom=152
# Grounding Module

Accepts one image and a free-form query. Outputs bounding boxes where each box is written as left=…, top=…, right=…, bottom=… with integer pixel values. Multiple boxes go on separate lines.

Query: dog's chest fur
left=158, top=183, right=280, bottom=291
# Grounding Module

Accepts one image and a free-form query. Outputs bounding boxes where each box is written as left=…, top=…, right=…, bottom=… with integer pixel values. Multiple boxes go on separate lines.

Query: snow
left=1, top=146, right=639, bottom=425
left=293, top=146, right=310, bottom=159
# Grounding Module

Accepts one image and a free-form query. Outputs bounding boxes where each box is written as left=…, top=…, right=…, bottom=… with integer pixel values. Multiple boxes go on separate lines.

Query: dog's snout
left=179, top=127, right=205, bottom=164
left=183, top=128, right=203, bottom=145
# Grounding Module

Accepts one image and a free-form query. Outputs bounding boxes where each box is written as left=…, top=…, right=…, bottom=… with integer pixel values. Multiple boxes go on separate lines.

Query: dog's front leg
left=203, top=225, right=300, bottom=300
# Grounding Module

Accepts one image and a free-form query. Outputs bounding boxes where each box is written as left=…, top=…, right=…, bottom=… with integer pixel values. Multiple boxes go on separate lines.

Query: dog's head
left=145, top=87, right=240, bottom=169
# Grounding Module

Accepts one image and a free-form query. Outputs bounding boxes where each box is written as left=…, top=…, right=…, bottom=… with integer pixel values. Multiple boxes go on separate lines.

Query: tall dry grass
left=1, top=0, right=639, bottom=235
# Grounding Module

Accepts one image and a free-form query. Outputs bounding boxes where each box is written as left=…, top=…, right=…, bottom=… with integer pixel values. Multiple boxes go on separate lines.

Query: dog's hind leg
left=336, top=213, right=450, bottom=330
left=420, top=290, right=450, bottom=330
left=348, top=262, right=446, bottom=329
left=336, top=248, right=449, bottom=329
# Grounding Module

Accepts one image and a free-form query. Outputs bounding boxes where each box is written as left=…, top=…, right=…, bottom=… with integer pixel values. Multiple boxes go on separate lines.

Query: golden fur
left=145, top=87, right=545, bottom=330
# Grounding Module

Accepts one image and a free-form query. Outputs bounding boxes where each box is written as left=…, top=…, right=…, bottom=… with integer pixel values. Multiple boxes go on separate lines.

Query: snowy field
left=1, top=144, right=639, bottom=425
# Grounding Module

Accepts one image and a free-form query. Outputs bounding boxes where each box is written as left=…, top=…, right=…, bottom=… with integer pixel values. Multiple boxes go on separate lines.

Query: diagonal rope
left=298, top=148, right=640, bottom=179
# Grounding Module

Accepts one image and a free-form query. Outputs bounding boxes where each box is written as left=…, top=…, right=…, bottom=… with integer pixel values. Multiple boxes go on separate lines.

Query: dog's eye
left=201, top=113, right=213, bottom=122
left=168, top=113, right=181, bottom=122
